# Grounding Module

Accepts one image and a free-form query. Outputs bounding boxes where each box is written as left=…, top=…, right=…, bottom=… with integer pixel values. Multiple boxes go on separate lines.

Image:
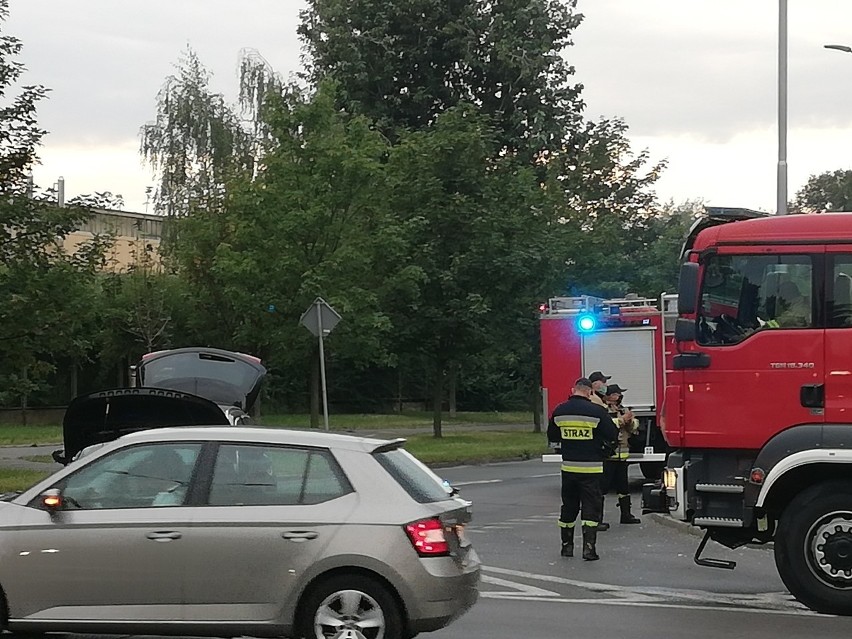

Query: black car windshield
left=374, top=448, right=451, bottom=504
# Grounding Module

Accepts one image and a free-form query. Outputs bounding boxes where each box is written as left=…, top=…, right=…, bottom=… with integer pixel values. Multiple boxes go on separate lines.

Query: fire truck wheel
left=640, top=462, right=664, bottom=480
left=775, top=481, right=852, bottom=615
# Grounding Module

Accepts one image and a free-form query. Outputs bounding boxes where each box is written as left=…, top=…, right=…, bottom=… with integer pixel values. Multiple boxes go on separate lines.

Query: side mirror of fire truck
left=674, top=318, right=696, bottom=342
left=677, top=262, right=699, bottom=315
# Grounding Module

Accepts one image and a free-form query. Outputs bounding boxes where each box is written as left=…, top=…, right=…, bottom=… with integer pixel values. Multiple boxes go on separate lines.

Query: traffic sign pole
left=316, top=300, right=331, bottom=431
left=299, top=297, right=341, bottom=431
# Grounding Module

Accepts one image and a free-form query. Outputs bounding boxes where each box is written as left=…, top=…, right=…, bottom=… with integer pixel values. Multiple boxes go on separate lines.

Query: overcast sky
left=8, top=0, right=852, bottom=213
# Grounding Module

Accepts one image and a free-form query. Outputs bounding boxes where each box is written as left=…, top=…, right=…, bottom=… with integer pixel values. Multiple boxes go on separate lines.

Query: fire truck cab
left=540, top=294, right=672, bottom=477
left=648, top=209, right=852, bottom=615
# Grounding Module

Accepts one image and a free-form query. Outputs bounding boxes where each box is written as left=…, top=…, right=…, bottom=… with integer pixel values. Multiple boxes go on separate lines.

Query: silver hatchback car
left=0, top=427, right=480, bottom=638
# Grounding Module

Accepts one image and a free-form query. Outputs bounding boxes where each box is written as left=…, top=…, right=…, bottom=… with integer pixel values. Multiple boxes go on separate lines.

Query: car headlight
left=663, top=468, right=678, bottom=491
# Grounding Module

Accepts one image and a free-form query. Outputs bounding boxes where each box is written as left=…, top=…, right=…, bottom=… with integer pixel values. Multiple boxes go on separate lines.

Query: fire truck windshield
left=696, top=253, right=814, bottom=345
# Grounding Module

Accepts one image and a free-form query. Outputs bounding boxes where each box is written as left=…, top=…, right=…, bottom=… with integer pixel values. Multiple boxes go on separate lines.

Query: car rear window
left=374, top=448, right=451, bottom=504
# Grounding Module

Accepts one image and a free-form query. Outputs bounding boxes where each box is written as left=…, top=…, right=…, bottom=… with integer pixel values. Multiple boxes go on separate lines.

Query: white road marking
left=481, top=574, right=560, bottom=597
left=480, top=566, right=820, bottom=616
left=453, top=479, right=503, bottom=486
left=480, top=594, right=824, bottom=616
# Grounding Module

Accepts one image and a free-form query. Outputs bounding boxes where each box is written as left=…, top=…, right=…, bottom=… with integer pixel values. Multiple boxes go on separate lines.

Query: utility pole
left=777, top=0, right=788, bottom=215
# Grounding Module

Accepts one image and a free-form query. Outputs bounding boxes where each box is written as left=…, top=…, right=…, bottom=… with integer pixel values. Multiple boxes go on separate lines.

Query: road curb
left=648, top=512, right=705, bottom=538
left=649, top=512, right=774, bottom=553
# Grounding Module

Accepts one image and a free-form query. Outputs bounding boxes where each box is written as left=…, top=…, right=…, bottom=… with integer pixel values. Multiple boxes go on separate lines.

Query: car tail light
left=405, top=517, right=450, bottom=556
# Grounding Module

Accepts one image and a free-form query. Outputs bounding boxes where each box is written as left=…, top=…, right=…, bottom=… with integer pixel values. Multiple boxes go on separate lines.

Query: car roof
left=112, top=425, right=403, bottom=453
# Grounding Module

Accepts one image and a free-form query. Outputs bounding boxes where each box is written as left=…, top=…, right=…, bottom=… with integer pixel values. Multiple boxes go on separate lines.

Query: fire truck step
left=695, top=483, right=744, bottom=494
left=692, top=517, right=744, bottom=528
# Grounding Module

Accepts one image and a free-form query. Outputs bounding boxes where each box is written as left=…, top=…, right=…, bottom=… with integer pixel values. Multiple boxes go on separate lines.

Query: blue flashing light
left=577, top=313, right=597, bottom=332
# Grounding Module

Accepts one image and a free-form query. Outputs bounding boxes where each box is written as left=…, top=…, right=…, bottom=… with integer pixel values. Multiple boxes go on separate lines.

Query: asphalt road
left=426, top=460, right=852, bottom=639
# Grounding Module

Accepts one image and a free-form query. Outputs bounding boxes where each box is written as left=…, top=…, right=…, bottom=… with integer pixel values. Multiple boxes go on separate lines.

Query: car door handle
left=146, top=531, right=182, bottom=542
left=282, top=531, right=318, bottom=542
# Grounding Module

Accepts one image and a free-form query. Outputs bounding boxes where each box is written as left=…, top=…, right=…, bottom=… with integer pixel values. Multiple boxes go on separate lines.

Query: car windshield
left=373, top=448, right=452, bottom=504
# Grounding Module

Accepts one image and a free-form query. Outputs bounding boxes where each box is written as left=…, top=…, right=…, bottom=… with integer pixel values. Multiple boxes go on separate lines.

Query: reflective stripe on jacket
left=547, top=395, right=619, bottom=474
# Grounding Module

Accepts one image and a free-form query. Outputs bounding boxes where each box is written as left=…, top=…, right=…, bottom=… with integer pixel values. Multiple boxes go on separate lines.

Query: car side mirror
left=40, top=488, right=64, bottom=512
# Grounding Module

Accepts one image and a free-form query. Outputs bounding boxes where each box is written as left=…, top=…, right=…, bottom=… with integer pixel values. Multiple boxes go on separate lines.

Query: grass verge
left=404, top=431, right=548, bottom=466
left=0, top=425, right=62, bottom=446
left=0, top=468, right=52, bottom=493
left=258, top=411, right=533, bottom=430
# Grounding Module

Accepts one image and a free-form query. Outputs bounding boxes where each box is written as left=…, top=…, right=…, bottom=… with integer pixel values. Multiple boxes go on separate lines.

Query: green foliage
left=793, top=169, right=852, bottom=214
left=544, top=118, right=668, bottom=297
left=0, top=1, right=111, bottom=406
left=299, top=0, right=584, bottom=161
left=384, top=106, right=560, bottom=430
left=2, top=3, right=696, bottom=423
left=139, top=48, right=256, bottom=216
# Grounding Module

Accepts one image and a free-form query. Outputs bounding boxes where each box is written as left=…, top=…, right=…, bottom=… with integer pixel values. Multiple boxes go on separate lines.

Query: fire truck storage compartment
left=581, top=328, right=656, bottom=412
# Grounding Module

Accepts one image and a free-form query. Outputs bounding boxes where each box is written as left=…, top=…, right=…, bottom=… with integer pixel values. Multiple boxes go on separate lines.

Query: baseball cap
left=574, top=377, right=594, bottom=390
left=606, top=383, right=628, bottom=395
left=588, top=371, right=611, bottom=383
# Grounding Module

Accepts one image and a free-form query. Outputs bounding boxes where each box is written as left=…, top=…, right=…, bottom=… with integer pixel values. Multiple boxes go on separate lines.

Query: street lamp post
left=777, top=0, right=788, bottom=216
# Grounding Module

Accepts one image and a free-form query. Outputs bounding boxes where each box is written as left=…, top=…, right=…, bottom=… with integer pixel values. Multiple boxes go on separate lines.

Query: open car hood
left=57, top=387, right=229, bottom=464
left=135, top=348, right=266, bottom=412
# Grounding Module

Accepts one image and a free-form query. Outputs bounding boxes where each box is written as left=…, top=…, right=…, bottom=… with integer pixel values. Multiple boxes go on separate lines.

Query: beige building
left=63, top=208, right=164, bottom=271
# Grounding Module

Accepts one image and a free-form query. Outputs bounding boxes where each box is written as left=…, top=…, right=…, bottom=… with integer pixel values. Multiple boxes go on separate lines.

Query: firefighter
left=602, top=383, right=641, bottom=524
left=548, top=377, right=619, bottom=561
left=588, top=370, right=612, bottom=529
left=587, top=370, right=611, bottom=407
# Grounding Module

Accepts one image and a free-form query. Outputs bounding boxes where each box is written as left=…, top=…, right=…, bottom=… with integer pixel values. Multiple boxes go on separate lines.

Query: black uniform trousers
left=560, top=470, right=603, bottom=526
left=601, top=460, right=630, bottom=497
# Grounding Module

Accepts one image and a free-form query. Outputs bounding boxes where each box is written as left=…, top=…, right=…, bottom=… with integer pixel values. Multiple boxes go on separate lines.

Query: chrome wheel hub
left=811, top=515, right=852, bottom=586
left=314, top=588, right=385, bottom=639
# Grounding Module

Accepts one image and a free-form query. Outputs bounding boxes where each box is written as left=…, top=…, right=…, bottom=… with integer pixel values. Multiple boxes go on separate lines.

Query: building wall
left=63, top=208, right=164, bottom=271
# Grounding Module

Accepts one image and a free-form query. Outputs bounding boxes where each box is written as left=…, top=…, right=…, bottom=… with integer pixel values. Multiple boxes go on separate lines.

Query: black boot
left=561, top=531, right=574, bottom=557
left=618, top=495, right=640, bottom=524
left=582, top=526, right=599, bottom=561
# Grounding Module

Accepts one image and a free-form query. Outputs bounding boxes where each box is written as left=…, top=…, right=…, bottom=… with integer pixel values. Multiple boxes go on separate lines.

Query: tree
left=630, top=200, right=702, bottom=297
left=139, top=48, right=256, bottom=217
left=299, top=0, right=585, bottom=161
left=544, top=117, right=667, bottom=298
left=793, top=169, right=852, bottom=214
left=385, top=106, right=563, bottom=435
left=0, top=0, right=110, bottom=411
left=155, top=78, right=408, bottom=422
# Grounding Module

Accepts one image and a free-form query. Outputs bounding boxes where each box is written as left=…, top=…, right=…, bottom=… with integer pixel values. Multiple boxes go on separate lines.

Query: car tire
left=298, top=573, right=404, bottom=639
left=774, top=480, right=852, bottom=615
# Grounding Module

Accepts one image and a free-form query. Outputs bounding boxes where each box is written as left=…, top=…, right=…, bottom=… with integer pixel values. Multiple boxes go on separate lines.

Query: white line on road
left=481, top=575, right=560, bottom=597
left=453, top=479, right=503, bottom=486
left=480, top=593, right=824, bottom=616
left=481, top=566, right=817, bottom=616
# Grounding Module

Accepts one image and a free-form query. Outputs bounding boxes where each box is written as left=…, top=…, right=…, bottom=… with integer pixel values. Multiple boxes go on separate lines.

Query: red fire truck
left=539, top=294, right=674, bottom=477
left=645, top=208, right=852, bottom=615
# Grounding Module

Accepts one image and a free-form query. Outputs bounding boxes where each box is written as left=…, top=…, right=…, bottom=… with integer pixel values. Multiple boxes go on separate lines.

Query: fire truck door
left=679, top=250, right=825, bottom=449
left=824, top=251, right=852, bottom=422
